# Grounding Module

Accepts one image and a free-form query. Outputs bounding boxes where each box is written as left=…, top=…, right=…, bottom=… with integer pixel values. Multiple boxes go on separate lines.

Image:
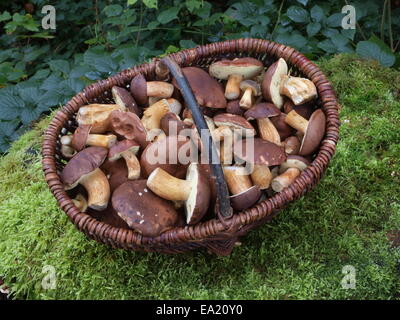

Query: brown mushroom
left=250, top=164, right=273, bottom=190
left=239, top=80, right=261, bottom=109
left=146, top=163, right=210, bottom=225
left=112, top=86, right=141, bottom=116
left=223, top=166, right=261, bottom=211
left=101, top=158, right=129, bottom=192
left=173, top=67, right=227, bottom=109
left=270, top=113, right=296, bottom=140
left=262, top=58, right=288, bottom=109
left=130, top=74, right=174, bottom=107
left=76, top=104, right=123, bottom=134
left=209, top=58, right=264, bottom=100
left=72, top=194, right=88, bottom=212
left=283, top=100, right=314, bottom=120
left=280, top=75, right=317, bottom=105
left=271, top=155, right=310, bottom=192
left=108, top=140, right=141, bottom=180
left=213, top=113, right=256, bottom=137
left=244, top=102, right=281, bottom=145
left=226, top=99, right=245, bottom=116
left=71, top=124, right=116, bottom=151
left=160, top=112, right=190, bottom=136
left=112, top=180, right=180, bottom=236
left=60, top=146, right=110, bottom=211
left=284, top=109, right=326, bottom=156
left=282, top=136, right=301, bottom=155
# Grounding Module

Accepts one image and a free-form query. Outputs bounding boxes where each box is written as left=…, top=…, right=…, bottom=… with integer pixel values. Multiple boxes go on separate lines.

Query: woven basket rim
left=42, top=38, right=340, bottom=251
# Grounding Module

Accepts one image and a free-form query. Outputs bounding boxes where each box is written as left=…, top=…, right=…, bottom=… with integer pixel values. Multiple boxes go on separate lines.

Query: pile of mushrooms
left=59, top=56, right=325, bottom=237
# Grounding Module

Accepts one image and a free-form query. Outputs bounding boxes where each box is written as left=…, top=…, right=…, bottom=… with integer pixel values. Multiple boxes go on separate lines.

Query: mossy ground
left=0, top=55, right=399, bottom=300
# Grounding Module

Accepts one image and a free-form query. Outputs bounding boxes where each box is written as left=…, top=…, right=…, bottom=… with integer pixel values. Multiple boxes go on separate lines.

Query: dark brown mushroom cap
left=87, top=202, right=130, bottom=229
left=244, top=102, right=281, bottom=120
left=198, top=163, right=217, bottom=208
left=109, top=110, right=148, bottom=148
left=71, top=124, right=92, bottom=151
left=283, top=100, right=314, bottom=120
left=299, top=109, right=326, bottom=156
left=270, top=113, right=296, bottom=140
left=209, top=57, right=264, bottom=80
left=130, top=74, right=148, bottom=107
left=185, top=163, right=211, bottom=225
left=112, top=180, right=179, bottom=237
left=160, top=112, right=190, bottom=136
left=226, top=99, right=244, bottom=116
left=262, top=58, right=287, bottom=106
left=140, top=135, right=191, bottom=178
left=112, top=86, right=141, bottom=116
left=240, top=80, right=261, bottom=95
left=108, top=139, right=140, bottom=160
left=233, top=138, right=286, bottom=166
left=213, top=113, right=255, bottom=135
left=173, top=67, right=227, bottom=109
left=101, top=158, right=129, bottom=192
left=230, top=185, right=261, bottom=211
left=61, top=146, right=108, bottom=187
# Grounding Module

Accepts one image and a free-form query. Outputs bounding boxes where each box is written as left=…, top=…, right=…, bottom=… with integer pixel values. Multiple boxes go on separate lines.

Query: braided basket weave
left=42, top=38, right=340, bottom=255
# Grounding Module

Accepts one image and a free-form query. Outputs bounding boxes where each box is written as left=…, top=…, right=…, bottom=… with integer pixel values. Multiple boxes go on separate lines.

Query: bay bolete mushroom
left=76, top=104, right=123, bottom=134
left=146, top=163, right=210, bottom=225
left=112, top=180, right=180, bottom=237
left=226, top=99, right=245, bottom=116
left=271, top=155, right=310, bottom=192
left=130, top=74, right=174, bottom=107
left=223, top=166, right=261, bottom=211
left=209, top=57, right=264, bottom=100
left=270, top=113, right=296, bottom=141
left=239, top=80, right=261, bottom=109
left=213, top=113, right=256, bottom=137
left=160, top=112, right=190, bottom=136
left=60, top=146, right=110, bottom=211
left=173, top=67, right=227, bottom=109
left=282, top=136, right=301, bottom=155
left=71, top=124, right=117, bottom=151
left=284, top=109, right=326, bottom=156
left=244, top=102, right=281, bottom=145
left=262, top=58, right=288, bottom=109
left=72, top=194, right=88, bottom=212
left=283, top=100, right=314, bottom=120
left=112, top=86, right=141, bottom=116
left=108, top=140, right=141, bottom=180
left=280, top=75, right=317, bottom=105
left=101, top=158, right=129, bottom=192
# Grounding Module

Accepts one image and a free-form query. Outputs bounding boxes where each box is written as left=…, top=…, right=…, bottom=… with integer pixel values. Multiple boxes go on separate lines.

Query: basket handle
left=160, top=56, right=233, bottom=220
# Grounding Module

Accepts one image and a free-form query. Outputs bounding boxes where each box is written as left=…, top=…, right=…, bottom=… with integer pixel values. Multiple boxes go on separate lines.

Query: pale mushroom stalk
left=146, top=81, right=174, bottom=98
left=61, top=145, right=76, bottom=158
left=121, top=151, right=140, bottom=180
left=147, top=168, right=190, bottom=201
left=285, top=110, right=309, bottom=134
left=225, top=74, right=243, bottom=100
left=76, top=104, right=123, bottom=134
left=271, top=167, right=301, bottom=192
left=108, top=140, right=141, bottom=180
left=85, top=134, right=117, bottom=148
left=250, top=164, right=272, bottom=190
left=280, top=75, right=317, bottom=105
left=72, top=194, right=88, bottom=212
left=257, top=117, right=281, bottom=146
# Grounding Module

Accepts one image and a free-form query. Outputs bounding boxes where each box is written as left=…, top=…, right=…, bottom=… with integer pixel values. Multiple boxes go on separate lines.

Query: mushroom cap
left=233, top=138, right=286, bottom=166
left=283, top=100, right=314, bottom=120
left=108, top=139, right=140, bottom=161
left=279, top=155, right=311, bottom=173
left=112, top=180, right=179, bottom=237
left=299, top=109, right=326, bottom=156
left=112, top=86, right=141, bottom=116
left=230, top=185, right=261, bottom=211
left=173, top=67, right=227, bottom=109
left=270, top=113, right=296, bottom=140
left=209, top=57, right=264, bottom=80
left=130, top=74, right=148, bottom=107
left=101, top=158, right=129, bottom=192
left=61, top=146, right=108, bottom=188
left=160, top=112, right=190, bottom=136
left=240, top=80, right=261, bottom=95
left=87, top=202, right=130, bottom=229
left=140, top=135, right=191, bottom=178
left=71, top=124, right=92, bottom=151
left=262, top=58, right=288, bottom=108
left=244, top=102, right=281, bottom=120
left=185, top=163, right=211, bottom=225
left=213, top=113, right=256, bottom=136
left=226, top=99, right=244, bottom=116
left=109, top=110, right=148, bottom=148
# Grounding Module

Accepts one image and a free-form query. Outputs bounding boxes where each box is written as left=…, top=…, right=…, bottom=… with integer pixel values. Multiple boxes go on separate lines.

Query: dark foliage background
left=0, top=0, right=398, bottom=152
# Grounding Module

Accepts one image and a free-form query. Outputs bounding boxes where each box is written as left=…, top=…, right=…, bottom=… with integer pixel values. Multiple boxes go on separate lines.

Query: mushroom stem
left=141, top=99, right=170, bottom=133
left=285, top=110, right=308, bottom=134
left=223, top=166, right=253, bottom=195
left=79, top=168, right=110, bottom=210
left=239, top=87, right=253, bottom=109
left=121, top=151, right=141, bottom=180
left=271, top=167, right=300, bottom=192
left=86, top=134, right=117, bottom=148
left=146, top=81, right=174, bottom=98
left=77, top=104, right=122, bottom=134
left=257, top=118, right=281, bottom=145
left=72, top=194, right=88, bottom=212
left=251, top=164, right=272, bottom=190
left=280, top=75, right=317, bottom=105
left=61, top=145, right=76, bottom=158
left=147, top=167, right=191, bottom=201
left=225, top=74, right=243, bottom=100
left=60, top=135, right=72, bottom=146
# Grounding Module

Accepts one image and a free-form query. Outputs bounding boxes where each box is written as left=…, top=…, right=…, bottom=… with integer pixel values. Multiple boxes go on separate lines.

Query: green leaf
left=185, top=0, right=202, bottom=13
left=0, top=120, right=19, bottom=137
left=307, top=22, right=321, bottom=37
left=31, top=69, right=51, bottom=80
left=296, top=0, right=308, bottom=6
left=321, top=28, right=339, bottom=38
left=326, top=13, right=344, bottom=28
left=318, top=39, right=336, bottom=53
left=310, top=5, right=324, bottom=22
left=0, top=11, right=11, bottom=22
left=0, top=94, right=24, bottom=120
left=341, top=29, right=356, bottom=41
left=356, top=40, right=396, bottom=67
left=275, top=33, right=307, bottom=50
left=127, top=0, right=138, bottom=5
left=143, top=0, right=158, bottom=9
left=19, top=86, right=42, bottom=105
left=286, top=6, right=309, bottom=23
left=48, top=59, right=70, bottom=75
left=179, top=39, right=197, bottom=49
left=157, top=7, right=180, bottom=24
left=103, top=5, right=123, bottom=17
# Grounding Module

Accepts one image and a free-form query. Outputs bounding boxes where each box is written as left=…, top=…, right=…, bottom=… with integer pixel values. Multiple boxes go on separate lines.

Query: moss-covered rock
left=0, top=55, right=399, bottom=299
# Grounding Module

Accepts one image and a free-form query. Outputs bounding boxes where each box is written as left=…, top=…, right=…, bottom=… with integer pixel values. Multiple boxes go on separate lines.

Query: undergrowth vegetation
left=0, top=55, right=399, bottom=299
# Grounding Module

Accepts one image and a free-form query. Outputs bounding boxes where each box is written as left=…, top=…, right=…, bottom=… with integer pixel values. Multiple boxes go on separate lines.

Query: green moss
left=1, top=55, right=400, bottom=300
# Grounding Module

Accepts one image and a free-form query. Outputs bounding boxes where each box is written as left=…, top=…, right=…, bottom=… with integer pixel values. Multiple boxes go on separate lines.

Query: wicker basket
left=42, top=38, right=340, bottom=255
